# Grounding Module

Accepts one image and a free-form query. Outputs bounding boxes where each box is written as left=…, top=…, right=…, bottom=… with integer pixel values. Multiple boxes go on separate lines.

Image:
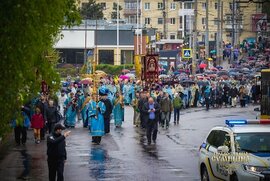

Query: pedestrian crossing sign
left=182, top=49, right=192, bottom=58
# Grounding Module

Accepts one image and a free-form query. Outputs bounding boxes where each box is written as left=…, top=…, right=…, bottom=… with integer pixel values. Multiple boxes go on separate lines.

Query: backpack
left=173, top=97, right=182, bottom=109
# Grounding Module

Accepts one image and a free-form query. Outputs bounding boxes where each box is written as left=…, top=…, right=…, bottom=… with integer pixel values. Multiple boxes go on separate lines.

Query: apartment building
left=79, top=0, right=263, bottom=43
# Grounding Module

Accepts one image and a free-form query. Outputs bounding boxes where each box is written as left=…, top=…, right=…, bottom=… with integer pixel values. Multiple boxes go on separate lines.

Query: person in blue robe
left=87, top=95, right=106, bottom=144
left=123, top=83, right=131, bottom=105
left=80, top=94, right=91, bottom=128
left=113, top=92, right=124, bottom=127
left=129, top=83, right=135, bottom=103
left=64, top=92, right=77, bottom=128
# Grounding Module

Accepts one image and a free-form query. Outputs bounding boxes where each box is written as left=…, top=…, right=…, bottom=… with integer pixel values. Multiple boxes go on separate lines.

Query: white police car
left=199, top=119, right=270, bottom=181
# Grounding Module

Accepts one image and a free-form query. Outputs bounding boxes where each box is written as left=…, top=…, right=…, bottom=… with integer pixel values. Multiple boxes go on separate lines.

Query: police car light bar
left=225, top=119, right=270, bottom=127
left=225, top=120, right=247, bottom=127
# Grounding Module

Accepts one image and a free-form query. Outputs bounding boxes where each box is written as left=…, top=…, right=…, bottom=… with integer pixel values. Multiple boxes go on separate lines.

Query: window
left=100, top=2, right=106, bottom=10
left=178, top=31, right=183, bottom=39
left=158, top=2, right=163, bottom=10
left=125, top=2, right=138, bottom=9
left=229, top=2, right=233, bottom=10
left=158, top=18, right=163, bottom=24
left=215, top=3, right=218, bottom=10
left=179, top=16, right=183, bottom=29
left=214, top=18, right=218, bottom=25
left=145, top=2, right=150, bottom=10
left=145, top=18, right=151, bottom=25
left=184, top=3, right=193, bottom=9
left=170, top=34, right=176, bottom=40
left=170, top=2, right=176, bottom=10
left=127, top=15, right=137, bottom=24
left=170, top=18, right=176, bottom=25
left=226, top=15, right=232, bottom=25
left=202, top=3, right=206, bottom=10
left=202, top=34, right=205, bottom=42
left=202, top=17, right=206, bottom=25
left=207, top=130, right=230, bottom=148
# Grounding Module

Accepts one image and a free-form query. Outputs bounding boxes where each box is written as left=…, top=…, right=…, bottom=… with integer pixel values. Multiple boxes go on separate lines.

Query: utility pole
left=163, top=0, right=167, bottom=39
left=84, top=19, right=87, bottom=65
left=192, top=0, right=198, bottom=75
left=205, top=0, right=209, bottom=61
left=220, top=2, right=224, bottom=64
left=216, top=0, right=221, bottom=66
left=231, top=0, right=236, bottom=64
left=117, top=0, right=119, bottom=65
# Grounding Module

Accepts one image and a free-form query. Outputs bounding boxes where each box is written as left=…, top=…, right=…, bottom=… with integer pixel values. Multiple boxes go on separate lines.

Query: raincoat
left=88, top=100, right=106, bottom=137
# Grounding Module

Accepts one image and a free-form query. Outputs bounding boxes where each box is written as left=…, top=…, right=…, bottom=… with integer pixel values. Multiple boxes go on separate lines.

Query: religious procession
left=12, top=35, right=270, bottom=148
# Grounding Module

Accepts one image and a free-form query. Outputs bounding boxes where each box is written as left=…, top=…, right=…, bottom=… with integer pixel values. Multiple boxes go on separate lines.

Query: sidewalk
left=0, top=130, right=48, bottom=181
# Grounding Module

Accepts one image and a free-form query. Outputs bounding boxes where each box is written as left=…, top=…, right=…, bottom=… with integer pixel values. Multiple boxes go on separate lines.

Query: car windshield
left=234, top=133, right=270, bottom=153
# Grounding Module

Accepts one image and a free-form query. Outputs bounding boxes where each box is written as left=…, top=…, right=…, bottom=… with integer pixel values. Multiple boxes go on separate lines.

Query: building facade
left=79, top=0, right=263, bottom=46
left=54, top=21, right=135, bottom=65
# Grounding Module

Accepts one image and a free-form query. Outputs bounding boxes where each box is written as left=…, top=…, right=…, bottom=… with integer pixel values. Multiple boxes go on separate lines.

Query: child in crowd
left=31, top=107, right=44, bottom=144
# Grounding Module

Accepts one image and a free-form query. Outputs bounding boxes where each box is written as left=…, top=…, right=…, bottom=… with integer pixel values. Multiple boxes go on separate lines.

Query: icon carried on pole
left=182, top=49, right=192, bottom=58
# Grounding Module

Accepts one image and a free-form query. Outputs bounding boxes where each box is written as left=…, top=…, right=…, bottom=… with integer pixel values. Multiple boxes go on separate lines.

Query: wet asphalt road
left=0, top=105, right=257, bottom=181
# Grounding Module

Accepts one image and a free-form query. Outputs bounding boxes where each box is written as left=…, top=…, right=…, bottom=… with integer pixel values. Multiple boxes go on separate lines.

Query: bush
left=57, top=64, right=134, bottom=79
left=96, top=64, right=134, bottom=75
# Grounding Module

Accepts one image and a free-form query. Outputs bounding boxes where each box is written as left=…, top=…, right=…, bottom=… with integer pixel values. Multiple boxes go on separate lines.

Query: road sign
left=182, top=49, right=192, bottom=58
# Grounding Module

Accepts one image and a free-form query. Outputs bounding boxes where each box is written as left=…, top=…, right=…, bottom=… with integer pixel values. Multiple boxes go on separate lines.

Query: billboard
left=252, top=14, right=268, bottom=32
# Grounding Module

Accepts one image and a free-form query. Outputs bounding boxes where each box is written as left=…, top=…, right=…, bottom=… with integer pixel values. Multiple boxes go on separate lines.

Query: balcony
left=124, top=9, right=141, bottom=15
left=179, top=9, right=194, bottom=16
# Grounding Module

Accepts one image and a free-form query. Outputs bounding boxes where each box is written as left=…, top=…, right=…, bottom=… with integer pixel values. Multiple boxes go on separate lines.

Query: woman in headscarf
left=113, top=92, right=124, bottom=128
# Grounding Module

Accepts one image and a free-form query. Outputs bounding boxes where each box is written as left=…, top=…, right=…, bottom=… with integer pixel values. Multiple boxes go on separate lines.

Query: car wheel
left=230, top=174, right=238, bottom=181
left=201, top=166, right=210, bottom=181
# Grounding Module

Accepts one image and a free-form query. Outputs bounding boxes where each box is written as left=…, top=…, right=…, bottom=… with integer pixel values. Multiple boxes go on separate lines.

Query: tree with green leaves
left=0, top=0, right=81, bottom=138
left=111, top=2, right=123, bottom=19
left=80, top=0, right=104, bottom=19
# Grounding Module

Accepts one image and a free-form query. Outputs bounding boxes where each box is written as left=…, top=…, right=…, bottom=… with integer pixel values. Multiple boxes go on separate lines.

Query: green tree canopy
left=111, top=2, right=123, bottom=19
left=0, top=0, right=81, bottom=137
left=80, top=0, right=104, bottom=19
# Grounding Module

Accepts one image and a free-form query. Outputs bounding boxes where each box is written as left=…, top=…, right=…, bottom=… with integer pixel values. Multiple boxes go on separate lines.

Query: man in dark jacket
left=142, top=97, right=160, bottom=145
left=99, top=89, right=113, bottom=134
left=229, top=85, right=238, bottom=107
left=45, top=99, right=59, bottom=133
left=160, top=92, right=173, bottom=129
left=47, top=123, right=70, bottom=181
left=138, top=91, right=148, bottom=129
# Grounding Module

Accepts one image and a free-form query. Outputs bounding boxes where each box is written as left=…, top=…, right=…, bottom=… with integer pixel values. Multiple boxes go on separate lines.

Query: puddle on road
left=17, top=149, right=31, bottom=180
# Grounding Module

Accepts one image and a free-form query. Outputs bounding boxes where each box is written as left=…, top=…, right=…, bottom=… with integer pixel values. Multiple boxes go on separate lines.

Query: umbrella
left=217, top=71, right=229, bottom=77
left=119, top=75, right=129, bottom=80
left=216, top=65, right=223, bottom=69
left=210, top=67, right=218, bottom=71
left=173, top=71, right=180, bottom=75
left=180, top=80, right=195, bottom=84
left=125, top=73, right=136, bottom=78
left=122, top=69, right=130, bottom=74
left=199, top=63, right=207, bottom=69
left=210, top=50, right=216, bottom=54
left=159, top=74, right=169, bottom=79
left=79, top=78, right=92, bottom=85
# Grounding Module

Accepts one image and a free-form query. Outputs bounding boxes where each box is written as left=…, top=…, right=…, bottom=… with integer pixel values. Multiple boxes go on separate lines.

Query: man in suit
left=142, top=97, right=160, bottom=145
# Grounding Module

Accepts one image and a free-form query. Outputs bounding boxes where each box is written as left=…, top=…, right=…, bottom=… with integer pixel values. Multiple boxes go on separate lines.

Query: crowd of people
left=12, top=73, right=261, bottom=147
